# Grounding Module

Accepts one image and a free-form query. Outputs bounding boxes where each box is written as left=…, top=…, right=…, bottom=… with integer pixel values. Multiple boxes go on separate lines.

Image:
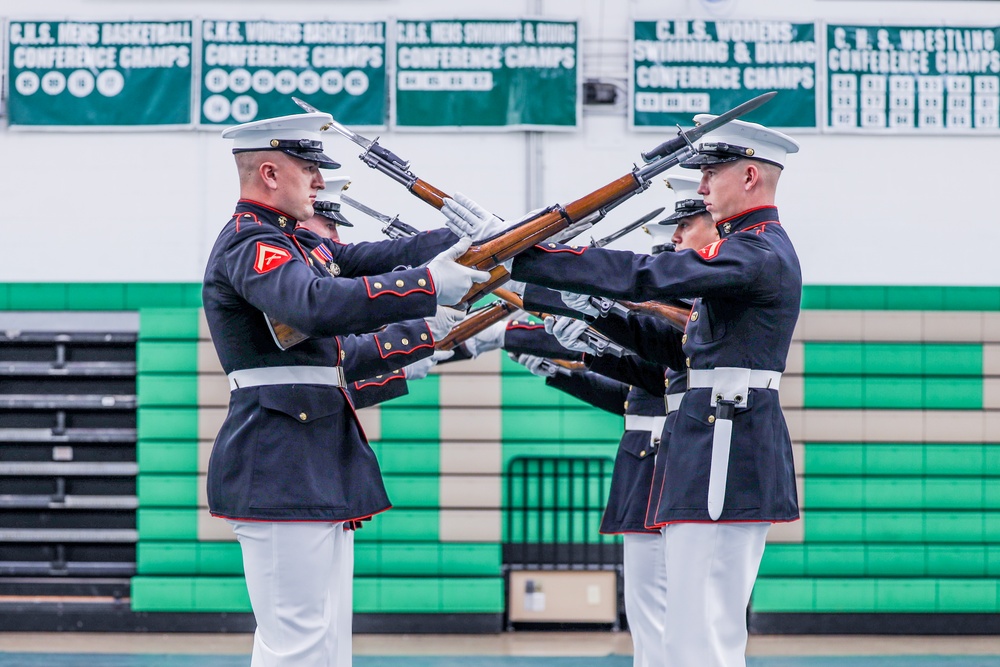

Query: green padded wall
left=5, top=283, right=1000, bottom=621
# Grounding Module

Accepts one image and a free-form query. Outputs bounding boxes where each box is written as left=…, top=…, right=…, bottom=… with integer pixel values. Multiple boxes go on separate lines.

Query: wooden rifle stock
left=266, top=315, right=309, bottom=350
left=619, top=300, right=691, bottom=333
left=435, top=300, right=514, bottom=351
left=550, top=358, right=586, bottom=372
left=454, top=174, right=641, bottom=306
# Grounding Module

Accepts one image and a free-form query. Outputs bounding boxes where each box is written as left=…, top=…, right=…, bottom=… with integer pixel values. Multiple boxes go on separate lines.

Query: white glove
left=402, top=356, right=435, bottom=380
left=424, top=306, right=466, bottom=340
left=514, top=353, right=555, bottom=378
left=544, top=315, right=598, bottom=355
left=441, top=192, right=508, bottom=242
left=432, top=349, right=456, bottom=362
left=402, top=349, right=455, bottom=381
left=426, top=237, right=492, bottom=306
left=506, top=280, right=526, bottom=297
left=559, top=290, right=599, bottom=317
left=465, top=321, right=507, bottom=358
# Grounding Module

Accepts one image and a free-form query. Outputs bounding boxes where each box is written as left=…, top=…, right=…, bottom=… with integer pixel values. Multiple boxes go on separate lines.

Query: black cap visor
left=314, top=201, right=354, bottom=226
left=680, top=152, right=742, bottom=169
left=660, top=208, right=709, bottom=224
left=282, top=148, right=340, bottom=169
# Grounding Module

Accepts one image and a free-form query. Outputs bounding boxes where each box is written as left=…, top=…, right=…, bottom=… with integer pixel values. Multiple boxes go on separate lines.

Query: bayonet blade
left=341, top=194, right=394, bottom=224
left=292, top=96, right=321, bottom=114
left=292, top=96, right=374, bottom=150
left=640, top=91, right=777, bottom=163
left=592, top=206, right=666, bottom=247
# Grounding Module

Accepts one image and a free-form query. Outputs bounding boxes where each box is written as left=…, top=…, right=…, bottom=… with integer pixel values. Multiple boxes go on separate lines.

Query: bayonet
left=340, top=194, right=420, bottom=240
left=590, top=206, right=665, bottom=248
left=294, top=91, right=777, bottom=307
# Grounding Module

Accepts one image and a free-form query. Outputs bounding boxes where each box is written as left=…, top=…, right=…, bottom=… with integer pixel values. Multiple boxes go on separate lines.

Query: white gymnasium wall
left=0, top=0, right=996, bottom=286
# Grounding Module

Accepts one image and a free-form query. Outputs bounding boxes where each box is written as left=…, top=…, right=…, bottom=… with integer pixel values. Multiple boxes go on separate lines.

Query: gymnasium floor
left=1, top=633, right=999, bottom=666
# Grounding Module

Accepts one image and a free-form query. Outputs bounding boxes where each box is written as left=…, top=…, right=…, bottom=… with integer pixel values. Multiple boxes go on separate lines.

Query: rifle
left=341, top=194, right=420, bottom=240
left=294, top=92, right=776, bottom=307
left=497, top=290, right=629, bottom=359
left=587, top=293, right=692, bottom=334
left=590, top=207, right=664, bottom=248
left=435, top=300, right=515, bottom=352
left=264, top=198, right=618, bottom=350
left=539, top=358, right=585, bottom=376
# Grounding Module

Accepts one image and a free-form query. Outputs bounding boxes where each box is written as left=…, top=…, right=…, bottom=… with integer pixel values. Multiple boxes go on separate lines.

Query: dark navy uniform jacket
left=346, top=369, right=408, bottom=410
left=503, top=320, right=583, bottom=361
left=505, top=325, right=666, bottom=534
left=513, top=205, right=801, bottom=523
left=644, top=368, right=686, bottom=529
left=203, top=199, right=452, bottom=522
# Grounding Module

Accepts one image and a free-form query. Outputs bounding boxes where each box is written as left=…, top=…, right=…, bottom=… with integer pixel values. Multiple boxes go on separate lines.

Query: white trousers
left=662, top=522, right=769, bottom=667
left=623, top=532, right=667, bottom=667
left=230, top=521, right=354, bottom=667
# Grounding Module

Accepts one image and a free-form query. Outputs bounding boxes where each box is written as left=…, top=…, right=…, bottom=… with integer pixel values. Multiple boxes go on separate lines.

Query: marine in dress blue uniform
left=509, top=120, right=801, bottom=667
left=202, top=113, right=489, bottom=667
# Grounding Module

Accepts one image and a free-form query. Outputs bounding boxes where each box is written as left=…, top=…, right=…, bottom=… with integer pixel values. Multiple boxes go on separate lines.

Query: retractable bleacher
left=0, top=312, right=138, bottom=613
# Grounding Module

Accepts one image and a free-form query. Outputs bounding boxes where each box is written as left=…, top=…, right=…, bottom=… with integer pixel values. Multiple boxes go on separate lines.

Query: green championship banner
left=631, top=20, right=818, bottom=129
left=393, top=19, right=579, bottom=129
left=199, top=20, right=386, bottom=127
left=7, top=20, right=193, bottom=127
left=826, top=24, right=1000, bottom=132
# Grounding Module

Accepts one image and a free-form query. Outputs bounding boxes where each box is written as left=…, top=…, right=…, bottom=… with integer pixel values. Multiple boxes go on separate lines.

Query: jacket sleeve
left=347, top=371, right=409, bottom=409
left=544, top=371, right=629, bottom=415
left=339, top=320, right=436, bottom=382
left=588, top=311, right=686, bottom=371
left=521, top=284, right=591, bottom=319
left=585, top=353, right=667, bottom=397
left=325, top=228, right=458, bottom=275
left=503, top=321, right=583, bottom=361
left=511, top=234, right=773, bottom=302
left=224, top=225, right=438, bottom=337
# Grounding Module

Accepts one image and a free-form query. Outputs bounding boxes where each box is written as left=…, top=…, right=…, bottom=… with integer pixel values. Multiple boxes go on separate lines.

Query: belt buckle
left=335, top=365, right=346, bottom=387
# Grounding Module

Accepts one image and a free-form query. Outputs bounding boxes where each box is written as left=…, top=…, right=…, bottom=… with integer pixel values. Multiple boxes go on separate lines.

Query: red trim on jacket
left=713, top=205, right=778, bottom=228
left=363, top=272, right=435, bottom=298
left=533, top=243, right=586, bottom=255
left=373, top=332, right=434, bottom=359
left=233, top=211, right=261, bottom=233
left=237, top=199, right=298, bottom=220
left=353, top=370, right=405, bottom=390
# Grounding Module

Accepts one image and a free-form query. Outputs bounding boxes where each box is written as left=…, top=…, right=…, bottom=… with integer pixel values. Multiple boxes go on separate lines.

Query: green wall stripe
left=805, top=443, right=1000, bottom=477
left=752, top=577, right=1000, bottom=613
left=804, top=343, right=983, bottom=376
left=760, top=544, right=1000, bottom=578
left=3, top=283, right=998, bottom=311
left=801, top=285, right=1000, bottom=311
left=803, top=376, right=982, bottom=409
left=804, top=510, right=1000, bottom=543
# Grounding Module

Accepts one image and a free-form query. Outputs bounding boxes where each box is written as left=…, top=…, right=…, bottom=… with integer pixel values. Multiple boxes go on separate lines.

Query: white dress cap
left=314, top=175, right=353, bottom=226
left=660, top=172, right=707, bottom=224
left=681, top=115, right=799, bottom=169
left=221, top=112, right=340, bottom=169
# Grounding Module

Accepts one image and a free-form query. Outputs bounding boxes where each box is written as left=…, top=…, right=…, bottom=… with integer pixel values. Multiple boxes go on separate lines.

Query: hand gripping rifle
left=294, top=92, right=776, bottom=308
left=265, top=200, right=654, bottom=350
left=497, top=290, right=629, bottom=359
left=539, top=358, right=585, bottom=376
left=585, top=244, right=693, bottom=333
left=434, top=300, right=516, bottom=352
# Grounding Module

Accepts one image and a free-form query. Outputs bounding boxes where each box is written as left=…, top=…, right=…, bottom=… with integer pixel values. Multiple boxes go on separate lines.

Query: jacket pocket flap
left=258, top=385, right=344, bottom=423
left=620, top=430, right=656, bottom=460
